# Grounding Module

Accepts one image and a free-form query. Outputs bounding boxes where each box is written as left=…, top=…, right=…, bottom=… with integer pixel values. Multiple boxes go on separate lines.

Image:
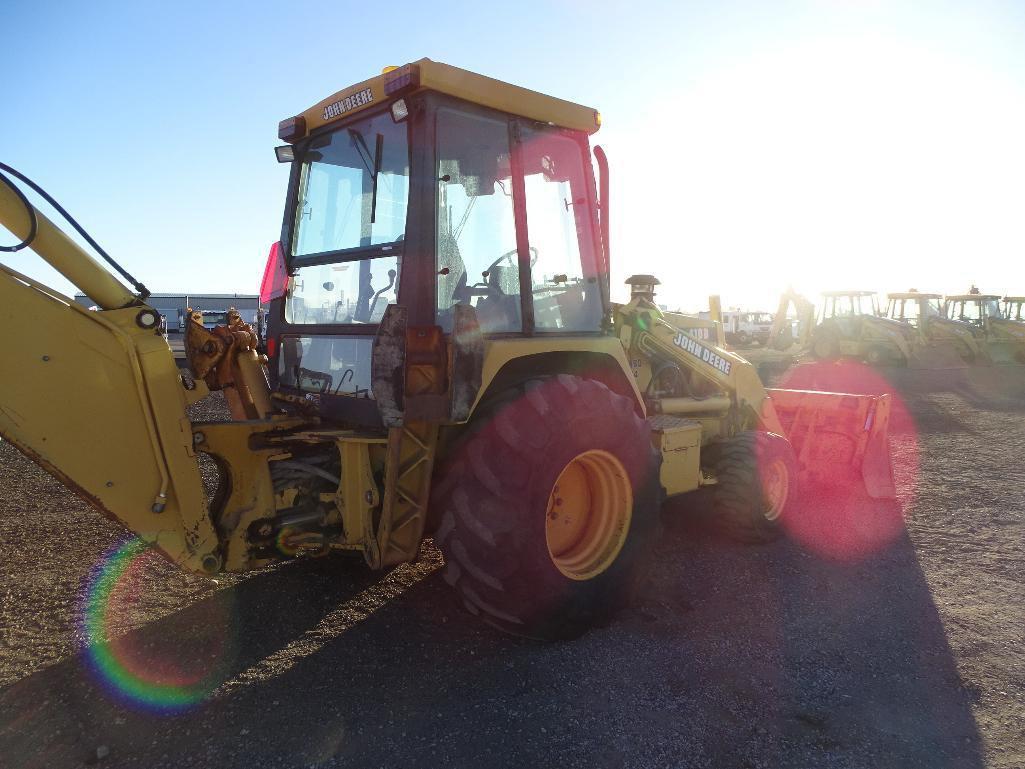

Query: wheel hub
left=545, top=450, right=632, bottom=580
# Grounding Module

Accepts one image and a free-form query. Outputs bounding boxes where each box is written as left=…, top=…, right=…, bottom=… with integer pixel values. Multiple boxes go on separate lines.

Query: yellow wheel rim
left=545, top=450, right=633, bottom=581
left=762, top=458, right=789, bottom=522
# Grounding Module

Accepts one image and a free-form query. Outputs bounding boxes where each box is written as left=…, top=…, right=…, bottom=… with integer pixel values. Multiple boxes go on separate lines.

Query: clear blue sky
left=4, top=0, right=1025, bottom=311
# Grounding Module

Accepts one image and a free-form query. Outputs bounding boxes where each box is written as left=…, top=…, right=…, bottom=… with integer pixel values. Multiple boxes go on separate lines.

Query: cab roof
left=1003, top=296, right=1025, bottom=302
left=888, top=292, right=942, bottom=300
left=946, top=294, right=1001, bottom=301
left=279, top=58, right=601, bottom=143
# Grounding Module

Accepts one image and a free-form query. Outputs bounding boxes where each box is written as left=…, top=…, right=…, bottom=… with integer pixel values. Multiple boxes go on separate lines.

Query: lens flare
left=774, top=360, right=920, bottom=562
left=80, top=539, right=233, bottom=712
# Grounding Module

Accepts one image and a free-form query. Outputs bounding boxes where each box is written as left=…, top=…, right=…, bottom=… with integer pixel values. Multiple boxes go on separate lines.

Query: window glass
left=278, top=335, right=374, bottom=396
left=981, top=298, right=1000, bottom=319
left=293, top=112, right=408, bottom=257
left=834, top=297, right=855, bottom=317
left=903, top=299, right=920, bottom=325
left=960, top=301, right=983, bottom=322
left=285, top=256, right=398, bottom=324
left=925, top=298, right=942, bottom=317
left=436, top=109, right=521, bottom=334
left=520, top=127, right=602, bottom=332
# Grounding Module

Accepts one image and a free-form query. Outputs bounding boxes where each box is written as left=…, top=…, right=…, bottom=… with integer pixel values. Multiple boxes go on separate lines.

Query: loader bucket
left=907, top=344, right=970, bottom=370
left=983, top=340, right=1025, bottom=365
left=766, top=388, right=896, bottom=499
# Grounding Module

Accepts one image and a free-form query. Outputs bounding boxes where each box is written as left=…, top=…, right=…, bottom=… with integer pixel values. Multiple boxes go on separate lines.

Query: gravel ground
left=0, top=364, right=1023, bottom=768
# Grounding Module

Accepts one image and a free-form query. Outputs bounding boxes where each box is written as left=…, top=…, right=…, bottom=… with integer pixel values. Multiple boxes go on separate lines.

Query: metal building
left=73, top=293, right=263, bottom=331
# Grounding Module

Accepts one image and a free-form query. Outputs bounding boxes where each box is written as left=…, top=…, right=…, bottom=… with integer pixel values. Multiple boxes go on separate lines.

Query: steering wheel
left=485, top=247, right=538, bottom=275
left=469, top=247, right=539, bottom=296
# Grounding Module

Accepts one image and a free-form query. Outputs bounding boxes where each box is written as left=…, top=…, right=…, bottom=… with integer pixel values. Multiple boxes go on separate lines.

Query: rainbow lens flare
left=81, top=539, right=234, bottom=712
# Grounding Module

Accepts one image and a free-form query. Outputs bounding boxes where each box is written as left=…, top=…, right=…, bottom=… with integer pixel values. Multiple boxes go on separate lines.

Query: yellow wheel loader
left=811, top=290, right=916, bottom=366
left=885, top=291, right=983, bottom=367
left=0, top=60, right=896, bottom=639
left=945, top=291, right=1025, bottom=364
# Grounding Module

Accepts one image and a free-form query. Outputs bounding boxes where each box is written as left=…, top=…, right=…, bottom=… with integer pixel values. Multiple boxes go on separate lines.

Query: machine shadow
left=654, top=490, right=985, bottom=768
left=0, top=501, right=984, bottom=769
left=0, top=555, right=402, bottom=768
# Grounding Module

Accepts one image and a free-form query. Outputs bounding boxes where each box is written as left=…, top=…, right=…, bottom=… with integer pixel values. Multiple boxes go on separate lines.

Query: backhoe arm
left=0, top=179, right=222, bottom=573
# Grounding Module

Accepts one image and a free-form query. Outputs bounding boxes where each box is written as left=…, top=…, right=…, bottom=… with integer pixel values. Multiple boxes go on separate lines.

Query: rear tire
left=812, top=331, right=839, bottom=360
left=865, top=346, right=888, bottom=366
left=431, top=375, right=661, bottom=639
left=712, top=431, right=797, bottom=543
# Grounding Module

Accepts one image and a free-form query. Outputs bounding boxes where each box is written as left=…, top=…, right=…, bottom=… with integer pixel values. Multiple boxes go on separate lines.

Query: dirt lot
left=1, top=363, right=1022, bottom=768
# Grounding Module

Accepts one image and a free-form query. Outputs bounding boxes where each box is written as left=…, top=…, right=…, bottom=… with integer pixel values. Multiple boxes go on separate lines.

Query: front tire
left=712, top=431, right=797, bottom=543
left=431, top=375, right=661, bottom=639
left=812, top=331, right=839, bottom=360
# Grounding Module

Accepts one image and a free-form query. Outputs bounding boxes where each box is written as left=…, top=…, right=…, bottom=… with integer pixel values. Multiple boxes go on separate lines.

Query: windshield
left=286, top=112, right=407, bottom=326
left=824, top=294, right=876, bottom=319
left=293, top=111, right=409, bottom=257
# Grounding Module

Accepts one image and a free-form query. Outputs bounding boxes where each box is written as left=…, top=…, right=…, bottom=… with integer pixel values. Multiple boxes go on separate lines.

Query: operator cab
left=262, top=60, right=607, bottom=426
left=885, top=291, right=943, bottom=328
left=819, top=290, right=880, bottom=335
left=1001, top=296, right=1025, bottom=322
left=944, top=293, right=1002, bottom=328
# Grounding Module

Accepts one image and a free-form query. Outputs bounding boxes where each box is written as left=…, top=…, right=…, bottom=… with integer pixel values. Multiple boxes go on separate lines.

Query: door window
left=285, top=256, right=398, bottom=325
left=435, top=109, right=521, bottom=334
left=520, top=126, right=602, bottom=332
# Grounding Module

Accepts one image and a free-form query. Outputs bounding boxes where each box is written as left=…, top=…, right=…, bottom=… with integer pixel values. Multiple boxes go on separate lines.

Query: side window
left=436, top=109, right=521, bottom=334
left=520, top=126, right=602, bottom=332
left=903, top=299, right=920, bottom=326
left=285, top=257, right=398, bottom=325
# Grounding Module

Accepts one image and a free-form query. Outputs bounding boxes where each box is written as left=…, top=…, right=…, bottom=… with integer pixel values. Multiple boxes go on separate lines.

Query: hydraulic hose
left=0, top=162, right=150, bottom=300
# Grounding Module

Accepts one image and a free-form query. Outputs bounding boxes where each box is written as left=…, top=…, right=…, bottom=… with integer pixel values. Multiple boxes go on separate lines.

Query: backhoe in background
left=1002, top=296, right=1025, bottom=322
left=945, top=291, right=1025, bottom=364
left=0, top=60, right=895, bottom=639
left=885, top=290, right=982, bottom=366
left=811, top=290, right=916, bottom=366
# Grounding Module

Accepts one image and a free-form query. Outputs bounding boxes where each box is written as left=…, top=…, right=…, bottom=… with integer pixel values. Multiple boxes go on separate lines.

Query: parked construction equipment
left=946, top=291, right=1025, bottom=363
left=1003, top=296, right=1025, bottom=322
left=885, top=290, right=981, bottom=366
left=811, top=290, right=916, bottom=365
left=0, top=60, right=896, bottom=639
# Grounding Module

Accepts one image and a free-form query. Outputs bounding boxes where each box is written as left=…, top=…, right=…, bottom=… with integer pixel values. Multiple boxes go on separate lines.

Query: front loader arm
left=616, top=299, right=895, bottom=498
left=616, top=299, right=785, bottom=435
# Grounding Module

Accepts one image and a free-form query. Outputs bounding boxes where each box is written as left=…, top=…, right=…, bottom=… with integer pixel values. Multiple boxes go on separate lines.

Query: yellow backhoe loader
left=0, top=60, right=896, bottom=639
left=811, top=290, right=919, bottom=366
left=945, top=291, right=1025, bottom=364
left=885, top=290, right=982, bottom=367
left=1002, top=296, right=1025, bottom=322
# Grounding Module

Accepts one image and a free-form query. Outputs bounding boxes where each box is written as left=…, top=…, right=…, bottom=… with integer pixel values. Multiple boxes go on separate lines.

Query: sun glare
left=609, top=32, right=1025, bottom=312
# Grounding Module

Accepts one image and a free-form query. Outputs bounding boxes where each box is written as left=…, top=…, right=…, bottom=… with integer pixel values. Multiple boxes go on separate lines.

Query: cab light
left=275, top=145, right=295, bottom=163
left=391, top=99, right=409, bottom=122
left=260, top=241, right=288, bottom=304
